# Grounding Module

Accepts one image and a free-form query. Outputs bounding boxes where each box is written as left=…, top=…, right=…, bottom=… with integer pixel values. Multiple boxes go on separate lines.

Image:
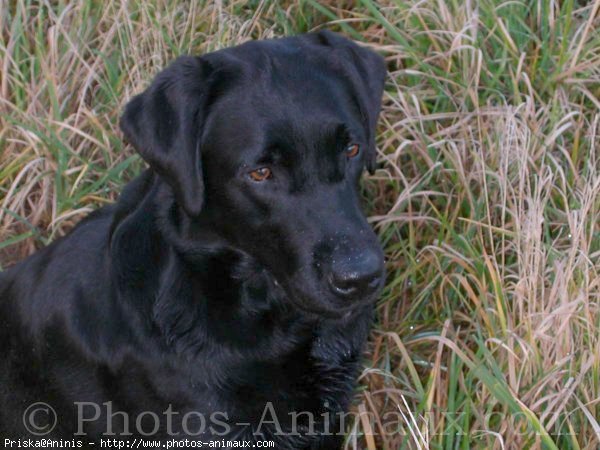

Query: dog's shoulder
left=0, top=171, right=160, bottom=337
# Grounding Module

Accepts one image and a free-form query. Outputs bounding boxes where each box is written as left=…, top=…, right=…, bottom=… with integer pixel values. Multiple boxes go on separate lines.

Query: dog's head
left=120, top=31, right=386, bottom=317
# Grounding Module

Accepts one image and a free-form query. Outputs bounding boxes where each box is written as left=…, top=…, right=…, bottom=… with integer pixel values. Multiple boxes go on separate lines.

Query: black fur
left=0, top=31, right=386, bottom=449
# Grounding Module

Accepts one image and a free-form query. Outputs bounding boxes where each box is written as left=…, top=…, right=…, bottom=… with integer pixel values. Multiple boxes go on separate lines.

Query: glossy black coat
left=0, top=31, right=386, bottom=449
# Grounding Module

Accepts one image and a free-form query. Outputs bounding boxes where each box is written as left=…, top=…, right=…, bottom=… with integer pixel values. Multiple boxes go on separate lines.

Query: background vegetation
left=1, top=1, right=598, bottom=448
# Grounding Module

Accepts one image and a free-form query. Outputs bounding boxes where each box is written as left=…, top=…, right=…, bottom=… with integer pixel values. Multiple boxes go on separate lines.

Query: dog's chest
left=214, top=309, right=372, bottom=421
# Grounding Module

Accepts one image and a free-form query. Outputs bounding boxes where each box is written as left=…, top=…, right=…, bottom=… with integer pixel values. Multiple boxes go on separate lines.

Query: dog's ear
left=120, top=56, right=214, bottom=216
left=303, top=30, right=386, bottom=173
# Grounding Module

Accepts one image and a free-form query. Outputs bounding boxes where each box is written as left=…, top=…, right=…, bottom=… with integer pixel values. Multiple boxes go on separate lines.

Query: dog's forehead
left=199, top=36, right=368, bottom=173
left=204, top=93, right=361, bottom=169
left=208, top=36, right=351, bottom=97
left=204, top=102, right=350, bottom=168
left=204, top=43, right=360, bottom=145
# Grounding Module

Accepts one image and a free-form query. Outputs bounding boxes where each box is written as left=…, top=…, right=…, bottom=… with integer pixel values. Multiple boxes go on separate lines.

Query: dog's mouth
left=276, top=275, right=382, bottom=320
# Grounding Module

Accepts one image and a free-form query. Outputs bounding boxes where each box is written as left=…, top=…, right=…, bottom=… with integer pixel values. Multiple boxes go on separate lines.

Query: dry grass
left=1, top=1, right=599, bottom=449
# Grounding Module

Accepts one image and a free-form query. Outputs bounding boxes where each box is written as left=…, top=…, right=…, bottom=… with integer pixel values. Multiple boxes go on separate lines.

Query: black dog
left=0, top=31, right=385, bottom=449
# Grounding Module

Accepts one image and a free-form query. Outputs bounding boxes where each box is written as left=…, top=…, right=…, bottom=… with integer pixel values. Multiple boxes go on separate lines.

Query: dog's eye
left=346, top=144, right=360, bottom=158
left=248, top=167, right=272, bottom=182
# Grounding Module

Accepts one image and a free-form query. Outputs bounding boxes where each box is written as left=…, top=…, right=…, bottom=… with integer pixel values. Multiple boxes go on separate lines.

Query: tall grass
left=1, top=1, right=598, bottom=449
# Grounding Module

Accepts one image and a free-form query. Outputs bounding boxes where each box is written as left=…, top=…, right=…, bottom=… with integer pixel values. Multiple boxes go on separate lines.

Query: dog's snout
left=328, top=249, right=384, bottom=299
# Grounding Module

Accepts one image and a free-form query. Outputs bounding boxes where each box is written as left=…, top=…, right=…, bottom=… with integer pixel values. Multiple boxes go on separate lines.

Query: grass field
left=1, top=1, right=599, bottom=448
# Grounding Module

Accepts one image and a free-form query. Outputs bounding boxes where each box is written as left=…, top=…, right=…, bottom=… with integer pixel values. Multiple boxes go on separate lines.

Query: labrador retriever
left=0, top=31, right=386, bottom=449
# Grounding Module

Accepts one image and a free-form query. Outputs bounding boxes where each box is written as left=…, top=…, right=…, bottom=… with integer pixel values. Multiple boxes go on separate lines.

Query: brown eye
left=248, top=167, right=272, bottom=182
left=346, top=143, right=360, bottom=158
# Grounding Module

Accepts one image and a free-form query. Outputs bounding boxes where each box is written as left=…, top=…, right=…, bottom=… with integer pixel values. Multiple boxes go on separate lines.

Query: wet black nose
left=328, top=250, right=384, bottom=299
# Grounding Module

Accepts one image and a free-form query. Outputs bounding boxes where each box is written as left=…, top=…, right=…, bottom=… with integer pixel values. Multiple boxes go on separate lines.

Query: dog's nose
left=328, top=250, right=384, bottom=299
